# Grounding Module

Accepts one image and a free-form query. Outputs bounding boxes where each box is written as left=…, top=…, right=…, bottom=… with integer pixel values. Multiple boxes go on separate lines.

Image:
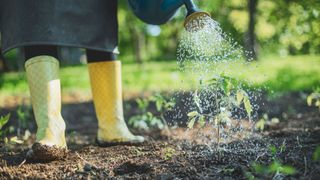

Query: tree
left=245, top=0, right=258, bottom=60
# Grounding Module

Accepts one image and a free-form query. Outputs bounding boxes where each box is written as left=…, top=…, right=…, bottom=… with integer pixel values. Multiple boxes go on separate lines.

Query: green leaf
left=198, top=115, right=205, bottom=127
left=280, top=165, right=296, bottom=175
left=269, top=146, right=277, bottom=156
left=244, top=171, right=255, bottom=180
left=269, top=161, right=281, bottom=173
left=4, top=137, right=8, bottom=144
left=187, top=111, right=199, bottom=117
left=253, top=163, right=266, bottom=174
left=187, top=117, right=196, bottom=129
left=225, top=80, right=233, bottom=97
left=313, top=146, right=320, bottom=161
left=0, top=114, right=10, bottom=129
left=255, top=119, right=265, bottom=131
left=271, top=118, right=280, bottom=124
left=10, top=136, right=23, bottom=144
left=156, top=100, right=162, bottom=111
left=236, top=90, right=244, bottom=106
left=243, top=96, right=252, bottom=119
left=307, top=95, right=313, bottom=106
left=214, top=117, right=219, bottom=126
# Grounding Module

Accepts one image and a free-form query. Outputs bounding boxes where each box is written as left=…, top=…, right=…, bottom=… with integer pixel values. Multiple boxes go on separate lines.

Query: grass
left=0, top=55, right=319, bottom=99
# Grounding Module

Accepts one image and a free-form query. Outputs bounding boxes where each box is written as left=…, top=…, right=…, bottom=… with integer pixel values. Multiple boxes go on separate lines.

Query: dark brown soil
left=0, top=92, right=319, bottom=179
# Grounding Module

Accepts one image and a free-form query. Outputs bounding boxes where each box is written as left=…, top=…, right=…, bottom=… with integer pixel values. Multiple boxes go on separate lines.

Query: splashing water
left=173, top=14, right=262, bottom=144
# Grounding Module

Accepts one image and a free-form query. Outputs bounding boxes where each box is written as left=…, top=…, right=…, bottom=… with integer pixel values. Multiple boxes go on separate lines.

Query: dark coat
left=0, top=0, right=119, bottom=54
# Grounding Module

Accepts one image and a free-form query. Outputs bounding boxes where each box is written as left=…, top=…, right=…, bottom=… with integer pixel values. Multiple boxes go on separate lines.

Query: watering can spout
left=128, top=0, right=210, bottom=30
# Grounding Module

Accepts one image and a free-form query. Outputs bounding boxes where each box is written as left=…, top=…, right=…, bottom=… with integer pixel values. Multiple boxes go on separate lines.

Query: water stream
left=173, top=14, right=262, bottom=144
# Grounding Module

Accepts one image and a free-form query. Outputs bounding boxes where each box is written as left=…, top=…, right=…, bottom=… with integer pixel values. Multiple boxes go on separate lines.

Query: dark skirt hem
left=2, top=42, right=120, bottom=55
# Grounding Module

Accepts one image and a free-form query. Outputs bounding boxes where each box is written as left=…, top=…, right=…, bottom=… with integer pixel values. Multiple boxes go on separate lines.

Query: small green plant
left=0, top=113, right=11, bottom=138
left=187, top=75, right=253, bottom=144
left=255, top=114, right=280, bottom=132
left=307, top=87, right=320, bottom=110
left=313, top=146, right=320, bottom=161
left=17, top=106, right=30, bottom=129
left=162, top=147, right=176, bottom=160
left=16, top=106, right=31, bottom=136
left=0, top=113, right=23, bottom=145
left=129, top=94, right=175, bottom=132
left=251, top=145, right=296, bottom=178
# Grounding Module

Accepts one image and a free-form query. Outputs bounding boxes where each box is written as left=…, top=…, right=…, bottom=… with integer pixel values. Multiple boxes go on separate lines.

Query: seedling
left=0, top=113, right=11, bottom=139
left=255, top=114, right=280, bottom=132
left=16, top=106, right=31, bottom=136
left=187, top=75, right=253, bottom=144
left=0, top=113, right=24, bottom=147
left=307, top=87, right=320, bottom=110
left=313, top=146, right=320, bottom=161
left=129, top=94, right=175, bottom=132
left=251, top=145, right=296, bottom=178
left=162, top=147, right=176, bottom=160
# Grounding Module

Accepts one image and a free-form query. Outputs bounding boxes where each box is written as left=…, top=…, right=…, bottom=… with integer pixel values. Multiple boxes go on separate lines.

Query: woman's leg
left=86, top=49, right=144, bottom=146
left=24, top=45, right=67, bottom=162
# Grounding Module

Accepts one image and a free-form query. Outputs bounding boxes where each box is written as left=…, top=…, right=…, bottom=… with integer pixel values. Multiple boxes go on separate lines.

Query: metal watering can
left=128, top=0, right=210, bottom=30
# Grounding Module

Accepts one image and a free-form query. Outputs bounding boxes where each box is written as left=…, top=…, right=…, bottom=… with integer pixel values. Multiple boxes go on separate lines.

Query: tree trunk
left=245, top=0, right=258, bottom=61
left=133, top=30, right=144, bottom=64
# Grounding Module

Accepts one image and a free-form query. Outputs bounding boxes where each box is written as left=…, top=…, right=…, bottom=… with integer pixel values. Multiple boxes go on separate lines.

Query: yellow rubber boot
left=88, top=61, right=144, bottom=145
left=25, top=56, right=67, bottom=148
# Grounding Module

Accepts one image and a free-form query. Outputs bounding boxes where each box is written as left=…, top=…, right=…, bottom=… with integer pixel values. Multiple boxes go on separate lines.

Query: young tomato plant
left=187, top=75, right=253, bottom=144
left=129, top=94, right=175, bottom=132
left=0, top=113, right=23, bottom=146
left=251, top=145, right=296, bottom=178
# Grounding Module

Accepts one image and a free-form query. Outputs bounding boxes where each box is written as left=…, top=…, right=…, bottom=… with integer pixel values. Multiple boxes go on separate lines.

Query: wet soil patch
left=0, top=92, right=319, bottom=179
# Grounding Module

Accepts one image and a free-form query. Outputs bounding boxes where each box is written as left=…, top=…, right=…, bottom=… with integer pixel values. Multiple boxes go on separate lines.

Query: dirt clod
left=113, top=161, right=152, bottom=175
left=26, top=143, right=68, bottom=163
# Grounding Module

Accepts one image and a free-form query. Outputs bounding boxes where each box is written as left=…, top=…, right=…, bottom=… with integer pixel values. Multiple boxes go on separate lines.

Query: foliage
left=255, top=114, right=280, bottom=132
left=162, top=147, right=176, bottom=161
left=250, top=145, right=296, bottom=178
left=128, top=94, right=174, bottom=132
left=307, top=87, right=320, bottom=110
left=0, top=113, right=10, bottom=137
left=313, top=146, right=320, bottom=161
left=16, top=106, right=31, bottom=137
left=1, top=55, right=319, bottom=98
left=186, top=75, right=253, bottom=144
left=128, top=98, right=163, bottom=131
left=0, top=113, right=24, bottom=145
left=117, top=0, right=320, bottom=63
left=253, top=161, right=296, bottom=176
left=1, top=0, right=318, bottom=69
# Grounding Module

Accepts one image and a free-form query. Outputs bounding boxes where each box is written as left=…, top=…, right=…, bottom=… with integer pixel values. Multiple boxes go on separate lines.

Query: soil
left=0, top=92, right=319, bottom=179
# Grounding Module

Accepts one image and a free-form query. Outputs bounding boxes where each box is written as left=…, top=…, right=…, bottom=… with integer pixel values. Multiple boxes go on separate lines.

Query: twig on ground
left=75, top=152, right=98, bottom=169
left=147, top=137, right=157, bottom=152
left=304, top=156, right=308, bottom=176
left=255, top=151, right=267, bottom=162
left=18, top=159, right=26, bottom=167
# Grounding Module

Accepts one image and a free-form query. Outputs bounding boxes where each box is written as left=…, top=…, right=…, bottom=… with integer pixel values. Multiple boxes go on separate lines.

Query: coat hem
left=1, top=42, right=120, bottom=55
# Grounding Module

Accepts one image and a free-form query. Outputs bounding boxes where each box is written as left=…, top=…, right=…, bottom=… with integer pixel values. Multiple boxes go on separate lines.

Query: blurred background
left=0, top=0, right=319, bottom=102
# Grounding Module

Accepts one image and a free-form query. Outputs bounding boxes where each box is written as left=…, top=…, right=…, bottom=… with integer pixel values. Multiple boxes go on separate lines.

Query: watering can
left=128, top=0, right=210, bottom=30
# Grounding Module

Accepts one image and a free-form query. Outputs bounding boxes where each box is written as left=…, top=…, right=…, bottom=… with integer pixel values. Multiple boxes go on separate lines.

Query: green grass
left=0, top=55, right=319, bottom=98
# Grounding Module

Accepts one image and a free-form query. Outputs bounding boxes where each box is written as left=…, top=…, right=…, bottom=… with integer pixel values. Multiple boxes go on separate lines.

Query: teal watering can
left=128, top=0, right=210, bottom=29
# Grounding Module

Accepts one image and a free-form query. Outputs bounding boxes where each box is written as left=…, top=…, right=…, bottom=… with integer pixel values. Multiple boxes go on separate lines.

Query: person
left=0, top=0, right=204, bottom=162
left=0, top=0, right=144, bottom=162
